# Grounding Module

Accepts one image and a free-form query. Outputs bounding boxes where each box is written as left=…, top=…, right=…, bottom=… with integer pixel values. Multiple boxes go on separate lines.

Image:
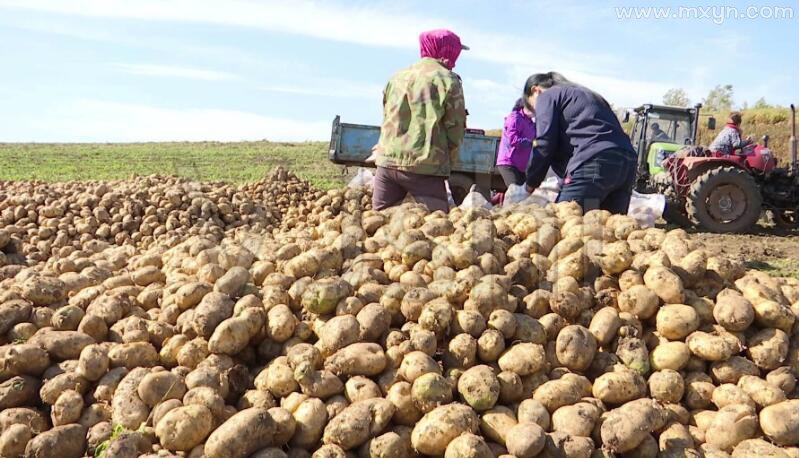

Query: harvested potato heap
left=3, top=186, right=799, bottom=458
left=0, top=175, right=278, bottom=269
left=239, top=167, right=326, bottom=227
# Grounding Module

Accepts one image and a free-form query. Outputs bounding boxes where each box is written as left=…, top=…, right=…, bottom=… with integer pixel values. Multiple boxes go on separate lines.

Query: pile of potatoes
left=2, top=183, right=799, bottom=458
left=0, top=171, right=326, bottom=271
left=238, top=167, right=327, bottom=229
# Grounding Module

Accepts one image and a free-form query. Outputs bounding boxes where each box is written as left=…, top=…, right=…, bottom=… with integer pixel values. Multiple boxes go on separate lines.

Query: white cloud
left=112, top=63, right=238, bottom=81
left=258, top=80, right=384, bottom=99
left=0, top=0, right=437, bottom=49
left=7, top=100, right=329, bottom=142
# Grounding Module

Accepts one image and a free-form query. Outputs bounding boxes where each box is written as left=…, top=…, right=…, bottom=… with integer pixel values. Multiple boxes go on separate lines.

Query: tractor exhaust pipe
left=693, top=103, right=702, bottom=145
left=790, top=103, right=797, bottom=173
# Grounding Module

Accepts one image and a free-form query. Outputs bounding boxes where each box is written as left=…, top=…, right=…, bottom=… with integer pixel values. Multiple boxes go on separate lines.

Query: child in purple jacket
left=496, top=98, right=536, bottom=187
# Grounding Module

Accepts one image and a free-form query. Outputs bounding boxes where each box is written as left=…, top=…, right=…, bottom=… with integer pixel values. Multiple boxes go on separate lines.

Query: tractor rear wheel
left=686, top=166, right=762, bottom=233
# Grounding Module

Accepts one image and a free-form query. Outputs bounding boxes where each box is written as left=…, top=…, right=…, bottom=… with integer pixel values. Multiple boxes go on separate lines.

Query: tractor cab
left=626, top=104, right=702, bottom=180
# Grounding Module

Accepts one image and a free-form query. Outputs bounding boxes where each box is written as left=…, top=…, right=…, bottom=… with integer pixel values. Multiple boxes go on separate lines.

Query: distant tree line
left=662, top=85, right=780, bottom=112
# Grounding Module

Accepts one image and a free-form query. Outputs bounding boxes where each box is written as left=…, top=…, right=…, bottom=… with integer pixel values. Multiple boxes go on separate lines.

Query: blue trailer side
left=328, top=116, right=505, bottom=202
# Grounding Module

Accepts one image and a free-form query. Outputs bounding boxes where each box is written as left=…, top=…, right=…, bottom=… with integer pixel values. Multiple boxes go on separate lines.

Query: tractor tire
left=686, top=166, right=762, bottom=233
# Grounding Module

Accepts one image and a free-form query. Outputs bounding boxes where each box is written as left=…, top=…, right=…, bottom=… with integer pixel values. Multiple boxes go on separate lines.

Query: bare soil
left=689, top=228, right=799, bottom=278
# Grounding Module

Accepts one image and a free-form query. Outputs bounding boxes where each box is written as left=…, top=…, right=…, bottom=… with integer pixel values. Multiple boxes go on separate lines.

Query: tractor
left=626, top=103, right=799, bottom=232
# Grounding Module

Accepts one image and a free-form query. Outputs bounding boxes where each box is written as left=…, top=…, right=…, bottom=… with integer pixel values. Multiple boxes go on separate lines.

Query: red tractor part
left=663, top=145, right=776, bottom=233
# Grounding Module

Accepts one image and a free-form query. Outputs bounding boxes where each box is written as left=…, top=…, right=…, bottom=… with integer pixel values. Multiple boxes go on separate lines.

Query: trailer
left=328, top=116, right=505, bottom=203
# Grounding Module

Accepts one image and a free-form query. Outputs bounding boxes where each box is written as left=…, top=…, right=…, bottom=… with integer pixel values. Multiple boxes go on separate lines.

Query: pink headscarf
left=419, top=29, right=466, bottom=70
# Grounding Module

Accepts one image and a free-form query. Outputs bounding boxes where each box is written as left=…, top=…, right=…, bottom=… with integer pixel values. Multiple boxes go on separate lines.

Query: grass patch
left=0, top=141, right=349, bottom=190
left=745, top=258, right=799, bottom=279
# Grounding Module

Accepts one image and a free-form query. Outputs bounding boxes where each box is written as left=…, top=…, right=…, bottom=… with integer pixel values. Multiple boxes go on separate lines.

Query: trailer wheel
left=686, top=166, right=762, bottom=233
left=448, top=173, right=475, bottom=205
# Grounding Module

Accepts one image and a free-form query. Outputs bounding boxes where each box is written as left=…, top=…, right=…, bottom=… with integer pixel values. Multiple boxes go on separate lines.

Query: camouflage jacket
left=375, top=58, right=466, bottom=176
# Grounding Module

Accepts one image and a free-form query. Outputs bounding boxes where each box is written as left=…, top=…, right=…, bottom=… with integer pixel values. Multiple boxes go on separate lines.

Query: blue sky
left=0, top=0, right=796, bottom=142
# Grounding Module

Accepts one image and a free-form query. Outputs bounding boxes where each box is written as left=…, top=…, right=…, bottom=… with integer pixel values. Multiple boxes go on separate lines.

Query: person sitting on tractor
left=650, top=122, right=671, bottom=142
left=523, top=72, right=637, bottom=214
left=708, top=111, right=752, bottom=155
left=492, top=98, right=536, bottom=204
left=371, top=29, right=468, bottom=213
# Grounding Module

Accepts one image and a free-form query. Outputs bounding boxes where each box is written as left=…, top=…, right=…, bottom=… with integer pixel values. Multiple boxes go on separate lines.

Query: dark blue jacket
left=525, top=84, right=636, bottom=189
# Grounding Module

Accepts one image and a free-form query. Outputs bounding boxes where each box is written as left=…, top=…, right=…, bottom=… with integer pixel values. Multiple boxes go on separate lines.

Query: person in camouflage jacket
left=372, top=29, right=468, bottom=213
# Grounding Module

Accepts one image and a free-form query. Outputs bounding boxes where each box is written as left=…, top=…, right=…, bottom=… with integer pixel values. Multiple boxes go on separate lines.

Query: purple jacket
left=496, top=108, right=536, bottom=172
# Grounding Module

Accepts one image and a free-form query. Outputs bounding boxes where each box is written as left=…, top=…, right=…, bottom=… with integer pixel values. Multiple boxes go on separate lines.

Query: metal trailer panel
left=328, top=116, right=501, bottom=175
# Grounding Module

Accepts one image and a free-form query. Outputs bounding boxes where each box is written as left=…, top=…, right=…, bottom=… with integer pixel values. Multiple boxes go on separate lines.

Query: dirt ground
left=689, top=228, right=799, bottom=278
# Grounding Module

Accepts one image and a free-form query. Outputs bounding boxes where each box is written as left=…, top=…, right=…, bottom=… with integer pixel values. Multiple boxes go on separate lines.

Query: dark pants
left=556, top=148, right=637, bottom=214
left=497, top=165, right=526, bottom=187
left=372, top=166, right=449, bottom=213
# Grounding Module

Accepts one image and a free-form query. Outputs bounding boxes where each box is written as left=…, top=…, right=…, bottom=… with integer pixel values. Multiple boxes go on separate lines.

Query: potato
left=386, top=381, right=422, bottom=426
left=322, top=398, right=395, bottom=450
left=748, top=328, right=789, bottom=370
left=0, top=300, right=32, bottom=335
left=600, top=398, right=667, bottom=453
left=648, top=369, right=685, bottom=403
left=0, top=423, right=31, bottom=458
left=551, top=402, right=601, bottom=437
left=555, top=325, right=597, bottom=372
left=686, top=330, right=741, bottom=362
left=398, top=351, right=439, bottom=383
left=457, top=365, right=499, bottom=411
left=444, top=433, right=493, bottom=458
left=656, top=304, right=700, bottom=340
left=705, top=404, right=758, bottom=451
left=302, top=277, right=352, bottom=315
left=593, top=366, right=646, bottom=405
left=23, top=424, right=86, bottom=458
left=533, top=379, right=582, bottom=413
left=643, top=266, right=684, bottom=304
left=650, top=342, right=691, bottom=371
left=714, top=289, right=755, bottom=332
left=443, top=333, right=477, bottom=370
left=767, top=367, right=797, bottom=394
left=479, top=405, right=517, bottom=445
left=344, top=376, right=381, bottom=403
left=109, top=341, right=159, bottom=369
left=155, top=404, right=214, bottom=452
left=29, top=330, right=94, bottom=360
left=738, top=375, right=786, bottom=407
left=138, top=371, right=188, bottom=407
left=174, top=282, right=213, bottom=310
left=412, top=373, right=453, bottom=413
left=204, top=407, right=276, bottom=458
left=760, top=400, right=799, bottom=446
left=51, top=389, right=84, bottom=426
left=192, top=292, right=235, bottom=339
left=505, top=422, right=546, bottom=458
left=0, top=407, right=48, bottom=435
left=291, top=398, right=328, bottom=449
left=0, top=344, right=50, bottom=378
left=517, top=398, right=551, bottom=430
left=498, top=343, right=546, bottom=376
left=731, top=438, right=791, bottom=457
left=589, top=307, right=621, bottom=346
left=710, top=356, right=759, bottom=384
left=616, top=336, right=650, bottom=375
left=411, top=403, right=479, bottom=456
left=325, top=343, right=387, bottom=377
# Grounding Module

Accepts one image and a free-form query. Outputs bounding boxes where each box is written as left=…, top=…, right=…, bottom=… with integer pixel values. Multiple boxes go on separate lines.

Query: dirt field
left=691, top=229, right=799, bottom=278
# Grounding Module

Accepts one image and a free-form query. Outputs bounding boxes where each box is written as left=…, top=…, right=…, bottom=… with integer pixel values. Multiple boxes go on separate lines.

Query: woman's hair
left=512, top=98, right=525, bottom=111
left=729, top=112, right=742, bottom=125
left=523, top=71, right=571, bottom=95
